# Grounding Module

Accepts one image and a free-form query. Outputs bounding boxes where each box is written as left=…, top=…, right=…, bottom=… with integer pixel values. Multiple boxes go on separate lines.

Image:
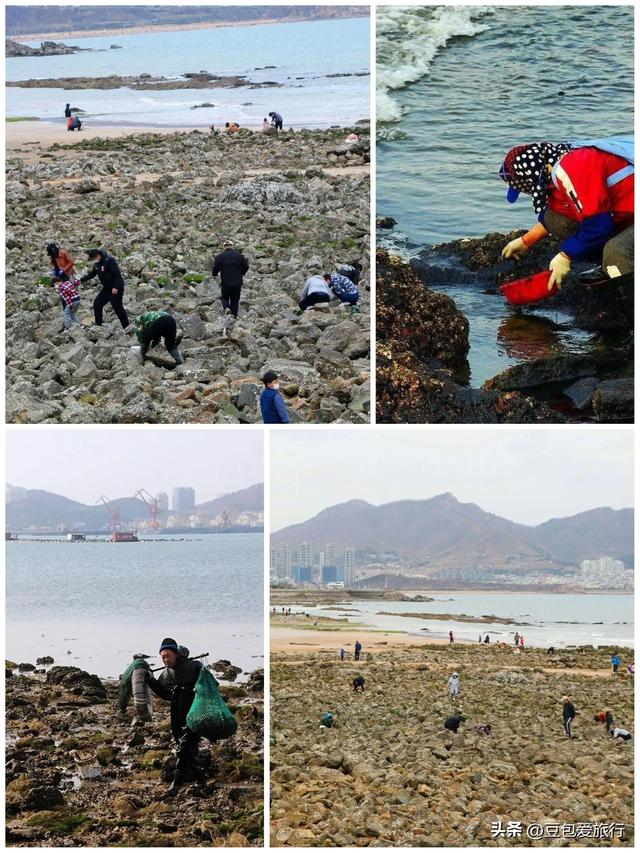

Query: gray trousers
left=543, top=209, right=634, bottom=276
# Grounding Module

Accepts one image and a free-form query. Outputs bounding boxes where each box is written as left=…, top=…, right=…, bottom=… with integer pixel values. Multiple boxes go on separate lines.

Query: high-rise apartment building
left=156, top=492, right=169, bottom=512
left=276, top=544, right=292, bottom=579
left=344, top=547, right=356, bottom=588
left=172, top=487, right=196, bottom=513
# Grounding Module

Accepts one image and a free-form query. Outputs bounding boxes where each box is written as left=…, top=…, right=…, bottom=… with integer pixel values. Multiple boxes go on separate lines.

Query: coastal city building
left=155, top=492, right=169, bottom=512
left=579, top=556, right=633, bottom=589
left=172, top=487, right=196, bottom=513
left=344, top=547, right=356, bottom=587
left=5, top=484, right=27, bottom=503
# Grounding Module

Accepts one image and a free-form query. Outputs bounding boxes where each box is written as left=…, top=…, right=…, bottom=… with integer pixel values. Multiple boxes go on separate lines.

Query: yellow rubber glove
left=501, top=237, right=529, bottom=260
left=548, top=252, right=571, bottom=290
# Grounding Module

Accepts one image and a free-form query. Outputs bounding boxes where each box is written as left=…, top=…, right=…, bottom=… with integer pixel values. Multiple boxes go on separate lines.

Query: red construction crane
left=134, top=488, right=160, bottom=529
left=96, top=495, right=121, bottom=533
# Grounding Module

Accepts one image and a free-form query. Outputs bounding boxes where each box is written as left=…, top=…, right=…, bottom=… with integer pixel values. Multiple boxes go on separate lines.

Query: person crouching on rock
left=299, top=273, right=333, bottom=311
left=562, top=695, right=576, bottom=738
left=212, top=239, right=249, bottom=319
left=594, top=708, right=614, bottom=732
left=260, top=371, right=290, bottom=424
left=67, top=115, right=82, bottom=131
left=444, top=713, right=466, bottom=734
left=146, top=638, right=206, bottom=798
left=330, top=269, right=360, bottom=310
left=352, top=675, right=365, bottom=692
left=134, top=310, right=183, bottom=365
left=499, top=137, right=634, bottom=288
left=80, top=248, right=129, bottom=329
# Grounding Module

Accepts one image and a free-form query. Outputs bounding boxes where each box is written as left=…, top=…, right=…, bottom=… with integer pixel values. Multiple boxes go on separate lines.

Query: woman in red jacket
left=499, top=140, right=634, bottom=288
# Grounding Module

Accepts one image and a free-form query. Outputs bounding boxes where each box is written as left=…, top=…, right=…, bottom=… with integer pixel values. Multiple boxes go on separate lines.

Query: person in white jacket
left=299, top=273, right=333, bottom=311
left=448, top=672, right=460, bottom=700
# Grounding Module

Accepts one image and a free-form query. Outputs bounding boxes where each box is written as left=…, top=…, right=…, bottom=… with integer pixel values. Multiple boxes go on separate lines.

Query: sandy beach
left=271, top=626, right=448, bottom=654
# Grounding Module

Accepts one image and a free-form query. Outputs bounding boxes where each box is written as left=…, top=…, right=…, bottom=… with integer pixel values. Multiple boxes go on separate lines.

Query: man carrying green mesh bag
left=147, top=637, right=237, bottom=799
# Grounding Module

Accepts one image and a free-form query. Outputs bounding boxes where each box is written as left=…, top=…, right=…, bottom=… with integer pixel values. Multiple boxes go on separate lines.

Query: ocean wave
left=377, top=5, right=492, bottom=123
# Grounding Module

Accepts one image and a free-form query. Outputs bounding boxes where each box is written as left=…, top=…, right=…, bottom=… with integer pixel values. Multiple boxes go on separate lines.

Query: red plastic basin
left=499, top=270, right=558, bottom=305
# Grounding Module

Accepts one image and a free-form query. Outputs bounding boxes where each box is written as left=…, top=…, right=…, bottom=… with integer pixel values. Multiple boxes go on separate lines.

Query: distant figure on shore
left=628, top=662, right=635, bottom=675
left=562, top=696, right=576, bottom=738
left=514, top=632, right=520, bottom=647
left=354, top=640, right=362, bottom=661
left=209, top=124, right=220, bottom=136
left=610, top=727, right=632, bottom=741
left=444, top=714, right=466, bottom=733
left=320, top=711, right=336, bottom=728
left=594, top=708, right=614, bottom=732
left=224, top=122, right=240, bottom=133
left=478, top=634, right=482, bottom=644
left=299, top=273, right=333, bottom=311
left=519, top=635, right=525, bottom=648
left=345, top=132, right=359, bottom=144
left=80, top=248, right=129, bottom=328
left=67, top=115, right=82, bottom=131
left=260, top=371, right=290, bottom=424
left=339, top=647, right=345, bottom=662
left=484, top=634, right=490, bottom=644
left=212, top=239, right=249, bottom=319
left=64, top=103, right=72, bottom=118
left=547, top=646, right=555, bottom=655
left=352, top=675, right=365, bottom=692
left=269, top=111, right=283, bottom=131
left=134, top=310, right=183, bottom=365
left=611, top=653, right=621, bottom=674
left=449, top=630, right=454, bottom=645
left=448, top=672, right=460, bottom=699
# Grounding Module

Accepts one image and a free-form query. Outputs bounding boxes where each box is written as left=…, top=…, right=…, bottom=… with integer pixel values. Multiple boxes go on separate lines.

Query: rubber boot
left=169, top=347, right=183, bottom=365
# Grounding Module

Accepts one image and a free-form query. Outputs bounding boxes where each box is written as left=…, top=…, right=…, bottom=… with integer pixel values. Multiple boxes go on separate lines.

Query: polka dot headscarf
left=499, top=141, right=573, bottom=214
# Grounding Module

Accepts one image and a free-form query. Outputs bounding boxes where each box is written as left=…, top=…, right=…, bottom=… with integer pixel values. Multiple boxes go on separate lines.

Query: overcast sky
left=271, top=429, right=634, bottom=530
left=6, top=429, right=263, bottom=505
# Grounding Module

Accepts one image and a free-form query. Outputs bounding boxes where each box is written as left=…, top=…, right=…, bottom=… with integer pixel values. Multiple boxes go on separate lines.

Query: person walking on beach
left=146, top=638, right=205, bottom=797
left=519, top=635, right=525, bottom=648
left=269, top=111, right=283, bottom=131
left=64, top=103, right=72, bottom=118
left=478, top=634, right=482, bottom=644
left=611, top=652, right=621, bottom=674
left=339, top=647, right=345, bottom=662
left=484, top=634, right=490, bottom=644
left=448, top=672, right=460, bottom=700
left=134, top=310, right=183, bottom=365
left=562, top=696, right=576, bottom=738
left=499, top=137, right=634, bottom=286
left=449, top=630, right=454, bottom=645
left=260, top=371, right=290, bottom=424
left=354, top=640, right=362, bottom=661
left=594, top=708, right=614, bottom=732
left=80, top=248, right=129, bottom=328
left=299, top=273, right=333, bottom=311
left=212, top=239, right=249, bottom=319
left=514, top=632, right=520, bottom=647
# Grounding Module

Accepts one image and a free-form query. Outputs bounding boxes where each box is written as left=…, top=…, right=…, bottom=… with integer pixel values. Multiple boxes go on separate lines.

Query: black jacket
left=148, top=651, right=203, bottom=740
left=212, top=248, right=249, bottom=287
left=563, top=702, right=576, bottom=721
left=80, top=253, right=125, bottom=291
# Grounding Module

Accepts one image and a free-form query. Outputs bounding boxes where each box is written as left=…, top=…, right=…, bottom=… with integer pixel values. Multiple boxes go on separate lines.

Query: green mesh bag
left=186, top=668, right=238, bottom=740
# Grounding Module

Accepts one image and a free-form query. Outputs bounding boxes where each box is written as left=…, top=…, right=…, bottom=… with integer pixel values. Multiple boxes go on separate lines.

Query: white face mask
left=272, top=383, right=280, bottom=390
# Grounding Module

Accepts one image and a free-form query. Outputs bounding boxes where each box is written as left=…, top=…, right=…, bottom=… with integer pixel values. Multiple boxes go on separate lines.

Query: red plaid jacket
left=57, top=278, right=81, bottom=306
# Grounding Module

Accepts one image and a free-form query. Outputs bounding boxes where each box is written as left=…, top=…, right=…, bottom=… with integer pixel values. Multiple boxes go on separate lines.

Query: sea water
left=293, top=593, right=634, bottom=650
left=377, top=5, right=634, bottom=247
left=5, top=17, right=370, bottom=128
left=6, top=533, right=263, bottom=677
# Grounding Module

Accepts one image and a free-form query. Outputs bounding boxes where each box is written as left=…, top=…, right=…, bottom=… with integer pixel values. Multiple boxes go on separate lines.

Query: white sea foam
left=377, top=5, right=491, bottom=123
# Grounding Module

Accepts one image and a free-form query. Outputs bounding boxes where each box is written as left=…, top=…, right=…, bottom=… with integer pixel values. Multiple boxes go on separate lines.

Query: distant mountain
left=6, top=483, right=263, bottom=530
left=272, top=493, right=634, bottom=573
left=6, top=6, right=368, bottom=36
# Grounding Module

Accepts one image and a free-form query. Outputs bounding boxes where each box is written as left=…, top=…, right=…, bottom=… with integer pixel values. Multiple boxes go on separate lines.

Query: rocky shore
left=6, top=128, right=370, bottom=424
left=6, top=662, right=264, bottom=847
left=7, top=72, right=280, bottom=90
left=271, top=643, right=634, bottom=847
left=6, top=39, right=84, bottom=57
left=376, top=232, right=632, bottom=423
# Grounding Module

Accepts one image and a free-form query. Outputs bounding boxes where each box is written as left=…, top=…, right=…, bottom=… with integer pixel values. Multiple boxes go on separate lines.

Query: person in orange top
left=46, top=243, right=75, bottom=280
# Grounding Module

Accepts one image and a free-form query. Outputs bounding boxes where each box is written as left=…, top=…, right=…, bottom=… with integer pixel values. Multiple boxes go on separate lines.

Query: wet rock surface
left=6, top=664, right=264, bottom=847
left=271, top=644, right=634, bottom=847
left=5, top=39, right=83, bottom=57
left=376, top=249, right=562, bottom=423
left=8, top=73, right=279, bottom=90
left=6, top=128, right=370, bottom=424
left=378, top=231, right=633, bottom=422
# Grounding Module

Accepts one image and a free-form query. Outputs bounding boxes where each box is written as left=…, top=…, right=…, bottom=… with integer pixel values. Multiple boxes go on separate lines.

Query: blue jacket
left=260, top=387, right=289, bottom=424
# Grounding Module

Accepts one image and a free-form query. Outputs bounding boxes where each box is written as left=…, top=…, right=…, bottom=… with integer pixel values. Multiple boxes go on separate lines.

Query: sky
left=6, top=429, right=263, bottom=505
left=270, top=429, right=634, bottom=530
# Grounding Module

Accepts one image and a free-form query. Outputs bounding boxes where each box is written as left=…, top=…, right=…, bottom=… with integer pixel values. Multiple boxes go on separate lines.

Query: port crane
left=134, top=488, right=161, bottom=529
left=96, top=495, right=121, bottom=533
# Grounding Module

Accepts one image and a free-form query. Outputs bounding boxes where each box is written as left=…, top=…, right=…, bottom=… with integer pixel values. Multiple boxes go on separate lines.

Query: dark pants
left=275, top=119, right=283, bottom=131
left=142, top=315, right=177, bottom=355
left=300, top=292, right=331, bottom=310
left=564, top=717, right=573, bottom=737
left=221, top=284, right=241, bottom=317
left=543, top=209, right=634, bottom=275
left=613, top=664, right=619, bottom=673
left=354, top=649, right=360, bottom=661
left=338, top=292, right=359, bottom=305
left=174, top=726, right=202, bottom=784
left=94, top=288, right=129, bottom=328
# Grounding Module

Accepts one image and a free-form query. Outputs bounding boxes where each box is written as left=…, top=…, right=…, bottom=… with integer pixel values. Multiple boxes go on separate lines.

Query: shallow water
left=291, top=593, right=634, bottom=649
left=5, top=17, right=370, bottom=127
left=6, top=533, right=264, bottom=677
